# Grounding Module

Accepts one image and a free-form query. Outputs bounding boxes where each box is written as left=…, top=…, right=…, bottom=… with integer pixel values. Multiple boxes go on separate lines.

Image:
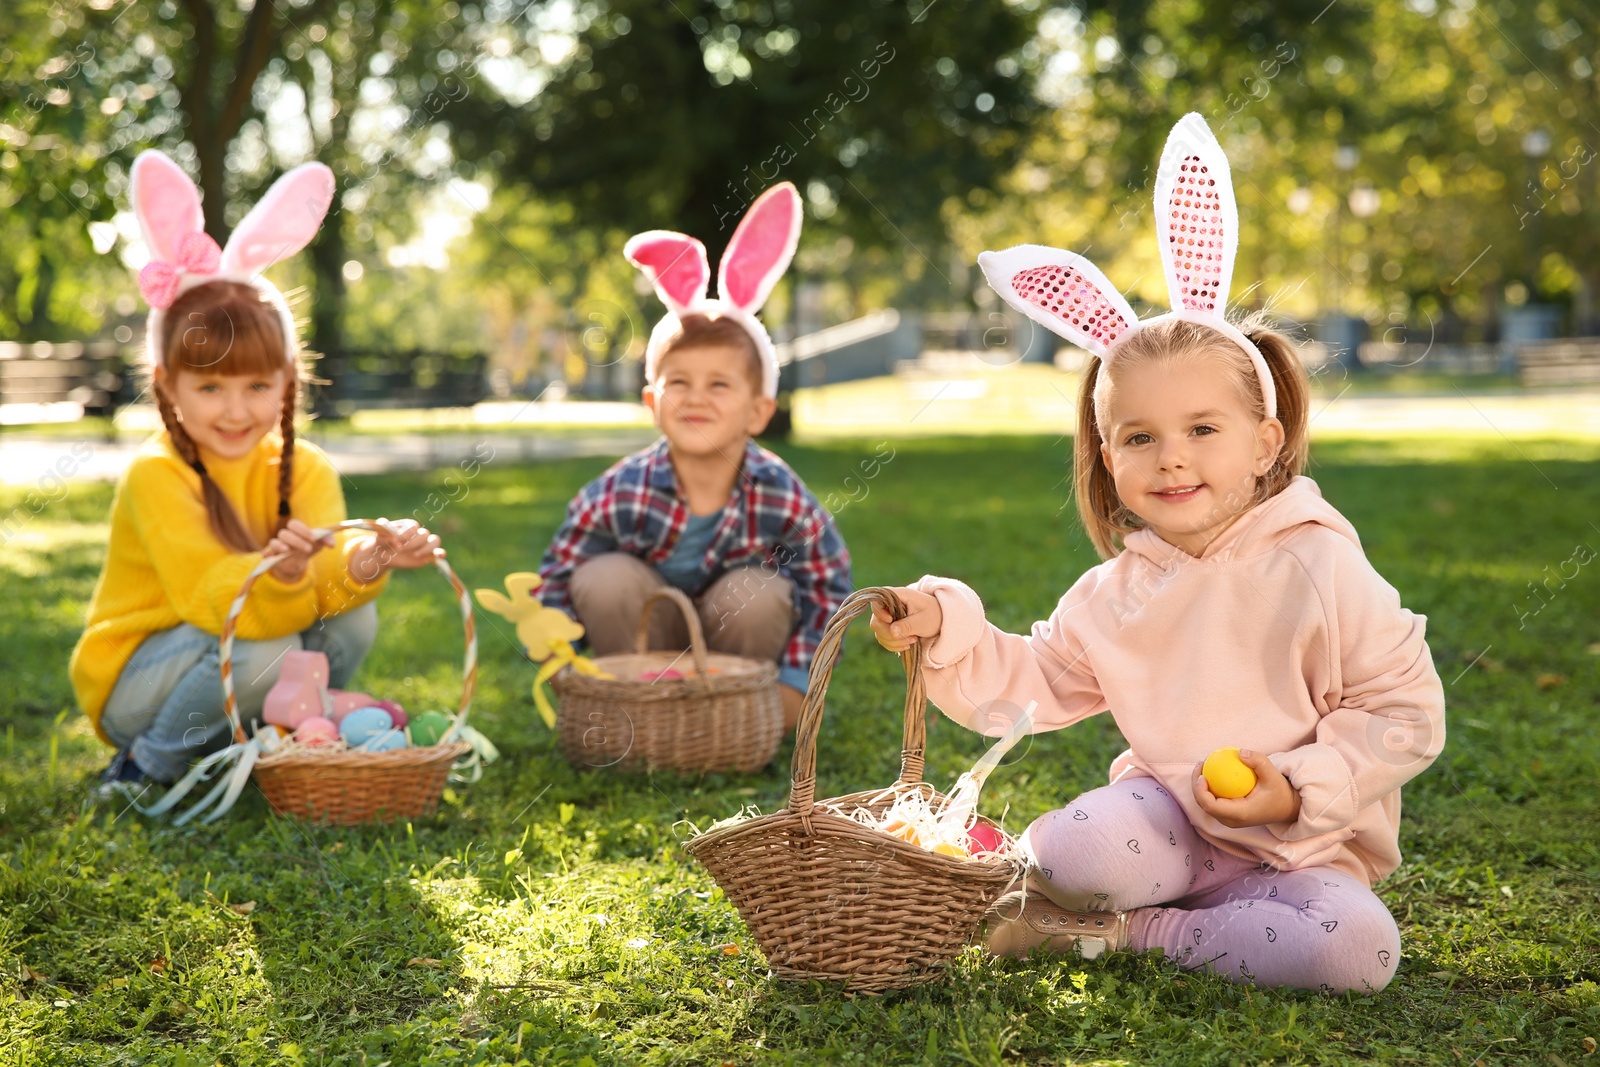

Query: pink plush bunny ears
left=627, top=182, right=801, bottom=318
left=130, top=150, right=334, bottom=312
left=978, top=113, right=1275, bottom=417
left=625, top=182, right=802, bottom=398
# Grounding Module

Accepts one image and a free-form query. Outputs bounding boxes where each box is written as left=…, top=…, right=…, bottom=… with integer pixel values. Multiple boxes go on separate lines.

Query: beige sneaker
left=981, top=889, right=1130, bottom=960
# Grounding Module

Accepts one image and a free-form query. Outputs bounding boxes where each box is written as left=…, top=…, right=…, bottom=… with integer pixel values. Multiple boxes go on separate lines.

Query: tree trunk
left=31, top=244, right=54, bottom=334
left=308, top=206, right=345, bottom=356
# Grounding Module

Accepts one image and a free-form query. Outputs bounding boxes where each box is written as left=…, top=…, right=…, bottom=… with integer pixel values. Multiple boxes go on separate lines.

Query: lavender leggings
left=1022, top=777, right=1401, bottom=994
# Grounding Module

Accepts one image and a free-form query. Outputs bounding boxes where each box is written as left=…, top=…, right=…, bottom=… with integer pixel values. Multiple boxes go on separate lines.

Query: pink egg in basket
left=328, top=690, right=378, bottom=724
left=294, top=715, right=339, bottom=745
left=373, top=699, right=407, bottom=728
left=639, top=668, right=685, bottom=681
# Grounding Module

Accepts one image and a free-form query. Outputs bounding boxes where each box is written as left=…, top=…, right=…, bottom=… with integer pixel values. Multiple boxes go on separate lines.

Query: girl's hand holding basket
left=348, top=518, right=443, bottom=583
left=868, top=586, right=943, bottom=654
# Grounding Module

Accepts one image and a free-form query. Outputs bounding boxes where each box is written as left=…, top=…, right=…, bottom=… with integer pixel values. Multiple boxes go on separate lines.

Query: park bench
left=0, top=341, right=130, bottom=423
left=1516, top=338, right=1600, bottom=387
left=310, top=349, right=489, bottom=417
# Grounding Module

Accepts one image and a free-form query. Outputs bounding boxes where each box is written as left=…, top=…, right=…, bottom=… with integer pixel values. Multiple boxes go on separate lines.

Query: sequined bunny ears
left=130, top=150, right=334, bottom=368
left=625, top=182, right=802, bottom=400
left=977, top=113, right=1276, bottom=417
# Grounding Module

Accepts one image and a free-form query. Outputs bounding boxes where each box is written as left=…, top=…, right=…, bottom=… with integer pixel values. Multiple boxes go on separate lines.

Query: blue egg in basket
left=359, top=729, right=408, bottom=753
left=339, top=706, right=394, bottom=747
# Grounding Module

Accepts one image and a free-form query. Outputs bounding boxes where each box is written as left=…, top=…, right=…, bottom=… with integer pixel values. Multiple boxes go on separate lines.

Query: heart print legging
left=1021, top=777, right=1401, bottom=993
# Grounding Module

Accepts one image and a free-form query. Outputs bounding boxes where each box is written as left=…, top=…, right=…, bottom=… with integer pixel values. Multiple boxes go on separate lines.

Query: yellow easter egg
left=1202, top=747, right=1258, bottom=799
left=932, top=841, right=968, bottom=859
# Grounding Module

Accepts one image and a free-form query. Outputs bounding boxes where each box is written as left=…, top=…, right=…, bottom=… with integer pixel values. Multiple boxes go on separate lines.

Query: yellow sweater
left=71, top=431, right=389, bottom=741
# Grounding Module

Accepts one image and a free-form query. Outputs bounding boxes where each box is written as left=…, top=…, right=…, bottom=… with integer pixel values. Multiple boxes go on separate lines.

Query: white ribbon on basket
left=131, top=518, right=491, bottom=824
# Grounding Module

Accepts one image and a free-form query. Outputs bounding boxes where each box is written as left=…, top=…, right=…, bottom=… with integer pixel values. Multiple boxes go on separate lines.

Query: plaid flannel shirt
left=537, top=437, right=853, bottom=689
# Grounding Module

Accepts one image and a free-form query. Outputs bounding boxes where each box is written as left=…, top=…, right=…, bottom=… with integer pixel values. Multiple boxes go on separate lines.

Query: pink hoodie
left=912, top=475, right=1445, bottom=886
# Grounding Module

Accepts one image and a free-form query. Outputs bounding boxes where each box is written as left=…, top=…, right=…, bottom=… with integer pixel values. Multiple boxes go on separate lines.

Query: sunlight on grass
left=792, top=366, right=1600, bottom=443
left=0, top=520, right=109, bottom=578
left=2, top=436, right=1596, bottom=1065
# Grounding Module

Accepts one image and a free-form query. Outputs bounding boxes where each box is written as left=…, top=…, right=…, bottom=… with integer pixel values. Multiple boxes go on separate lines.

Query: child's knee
left=570, top=553, right=656, bottom=607
left=1295, top=888, right=1402, bottom=995
left=231, top=634, right=302, bottom=702
left=570, top=554, right=671, bottom=654
left=322, top=600, right=377, bottom=651
left=1321, top=910, right=1401, bottom=995
left=698, top=568, right=793, bottom=653
left=1019, top=808, right=1137, bottom=909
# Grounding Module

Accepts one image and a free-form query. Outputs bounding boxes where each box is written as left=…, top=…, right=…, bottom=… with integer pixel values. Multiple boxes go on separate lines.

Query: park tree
left=0, top=0, right=459, bottom=351
left=948, top=0, right=1600, bottom=341
left=440, top=0, right=1044, bottom=314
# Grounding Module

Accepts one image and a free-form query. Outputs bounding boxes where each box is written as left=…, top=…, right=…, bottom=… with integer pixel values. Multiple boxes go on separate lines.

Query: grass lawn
left=2, top=432, right=1597, bottom=1066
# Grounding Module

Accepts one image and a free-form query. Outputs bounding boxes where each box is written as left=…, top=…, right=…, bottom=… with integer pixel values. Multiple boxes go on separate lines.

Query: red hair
left=151, top=281, right=303, bottom=553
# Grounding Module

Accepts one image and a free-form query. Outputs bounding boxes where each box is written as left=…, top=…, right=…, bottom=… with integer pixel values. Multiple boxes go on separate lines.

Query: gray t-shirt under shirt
left=655, top=509, right=724, bottom=592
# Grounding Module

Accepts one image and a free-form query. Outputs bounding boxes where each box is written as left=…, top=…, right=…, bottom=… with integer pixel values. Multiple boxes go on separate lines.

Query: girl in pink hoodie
left=871, top=115, right=1445, bottom=995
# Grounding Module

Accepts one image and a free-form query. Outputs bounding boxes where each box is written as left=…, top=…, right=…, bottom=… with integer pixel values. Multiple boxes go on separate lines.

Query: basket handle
left=787, top=587, right=926, bottom=820
left=632, top=586, right=712, bottom=676
left=219, top=518, right=478, bottom=746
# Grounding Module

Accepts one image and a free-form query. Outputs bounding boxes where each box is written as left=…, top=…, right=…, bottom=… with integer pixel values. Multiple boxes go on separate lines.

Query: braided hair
left=151, top=280, right=301, bottom=553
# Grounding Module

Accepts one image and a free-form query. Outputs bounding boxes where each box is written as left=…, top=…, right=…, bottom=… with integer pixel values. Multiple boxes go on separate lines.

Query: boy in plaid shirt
left=537, top=183, right=851, bottom=731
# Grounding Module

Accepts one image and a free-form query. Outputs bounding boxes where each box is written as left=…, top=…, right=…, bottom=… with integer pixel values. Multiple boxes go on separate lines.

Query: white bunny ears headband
left=130, top=150, right=334, bottom=369
left=979, top=113, right=1277, bottom=419
left=625, top=182, right=802, bottom=399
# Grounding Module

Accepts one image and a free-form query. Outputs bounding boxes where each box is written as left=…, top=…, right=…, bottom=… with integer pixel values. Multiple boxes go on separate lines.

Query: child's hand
left=264, top=519, right=334, bottom=583
left=868, top=587, right=942, bottom=653
left=1192, top=749, right=1302, bottom=829
left=350, top=519, right=444, bottom=584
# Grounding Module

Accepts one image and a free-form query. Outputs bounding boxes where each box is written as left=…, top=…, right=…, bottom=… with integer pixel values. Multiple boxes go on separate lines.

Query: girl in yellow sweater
left=73, top=151, right=440, bottom=794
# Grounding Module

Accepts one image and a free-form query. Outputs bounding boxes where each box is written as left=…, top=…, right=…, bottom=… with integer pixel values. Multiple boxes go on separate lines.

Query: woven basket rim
left=255, top=740, right=472, bottom=771
left=683, top=787, right=1024, bottom=877
left=588, top=647, right=777, bottom=673
left=552, top=651, right=778, bottom=700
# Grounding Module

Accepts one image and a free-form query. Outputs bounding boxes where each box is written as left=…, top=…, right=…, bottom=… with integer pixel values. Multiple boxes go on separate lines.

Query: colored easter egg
left=932, top=841, right=969, bottom=859
left=359, top=729, right=408, bottom=753
left=640, top=668, right=684, bottom=681
left=294, top=716, right=339, bottom=745
left=966, top=823, right=1004, bottom=855
left=374, top=699, right=408, bottom=728
left=407, top=710, right=452, bottom=747
left=339, top=706, right=394, bottom=747
left=328, top=690, right=377, bottom=723
left=1202, top=746, right=1258, bottom=800
left=879, top=817, right=922, bottom=847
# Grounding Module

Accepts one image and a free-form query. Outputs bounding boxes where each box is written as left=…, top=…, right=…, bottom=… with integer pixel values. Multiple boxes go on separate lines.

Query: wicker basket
left=549, top=586, right=783, bottom=773
left=219, top=519, right=478, bottom=825
left=682, top=587, right=1027, bottom=993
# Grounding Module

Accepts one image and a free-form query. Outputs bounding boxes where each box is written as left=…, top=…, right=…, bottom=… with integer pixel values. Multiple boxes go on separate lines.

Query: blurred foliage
left=953, top=0, right=1600, bottom=337
left=0, top=0, right=1596, bottom=356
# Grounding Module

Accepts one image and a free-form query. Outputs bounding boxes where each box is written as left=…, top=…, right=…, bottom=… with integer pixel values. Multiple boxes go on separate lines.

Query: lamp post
left=1330, top=145, right=1361, bottom=370
left=1503, top=128, right=1558, bottom=371
left=1520, top=128, right=1551, bottom=292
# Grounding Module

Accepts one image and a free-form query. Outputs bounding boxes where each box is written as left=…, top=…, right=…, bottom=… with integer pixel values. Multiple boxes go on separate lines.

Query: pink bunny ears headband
left=130, top=150, right=334, bottom=369
left=625, top=182, right=802, bottom=399
left=978, top=113, right=1277, bottom=419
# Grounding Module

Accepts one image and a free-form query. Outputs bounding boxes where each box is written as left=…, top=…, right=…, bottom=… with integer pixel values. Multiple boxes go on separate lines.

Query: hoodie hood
left=1122, top=475, right=1362, bottom=566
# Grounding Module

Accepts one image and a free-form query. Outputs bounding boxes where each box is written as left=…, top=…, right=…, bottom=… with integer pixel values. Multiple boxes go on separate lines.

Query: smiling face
left=643, top=340, right=775, bottom=461
left=1098, top=355, right=1285, bottom=557
left=157, top=366, right=289, bottom=461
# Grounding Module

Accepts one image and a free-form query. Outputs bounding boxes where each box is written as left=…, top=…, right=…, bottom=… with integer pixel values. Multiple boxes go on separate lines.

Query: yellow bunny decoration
left=475, top=572, right=612, bottom=728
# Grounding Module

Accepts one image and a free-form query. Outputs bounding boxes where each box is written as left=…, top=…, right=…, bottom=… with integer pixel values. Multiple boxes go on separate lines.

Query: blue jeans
left=99, top=602, right=379, bottom=783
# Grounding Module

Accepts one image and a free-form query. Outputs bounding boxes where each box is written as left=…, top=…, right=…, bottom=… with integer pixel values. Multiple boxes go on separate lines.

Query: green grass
left=2, top=433, right=1598, bottom=1066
